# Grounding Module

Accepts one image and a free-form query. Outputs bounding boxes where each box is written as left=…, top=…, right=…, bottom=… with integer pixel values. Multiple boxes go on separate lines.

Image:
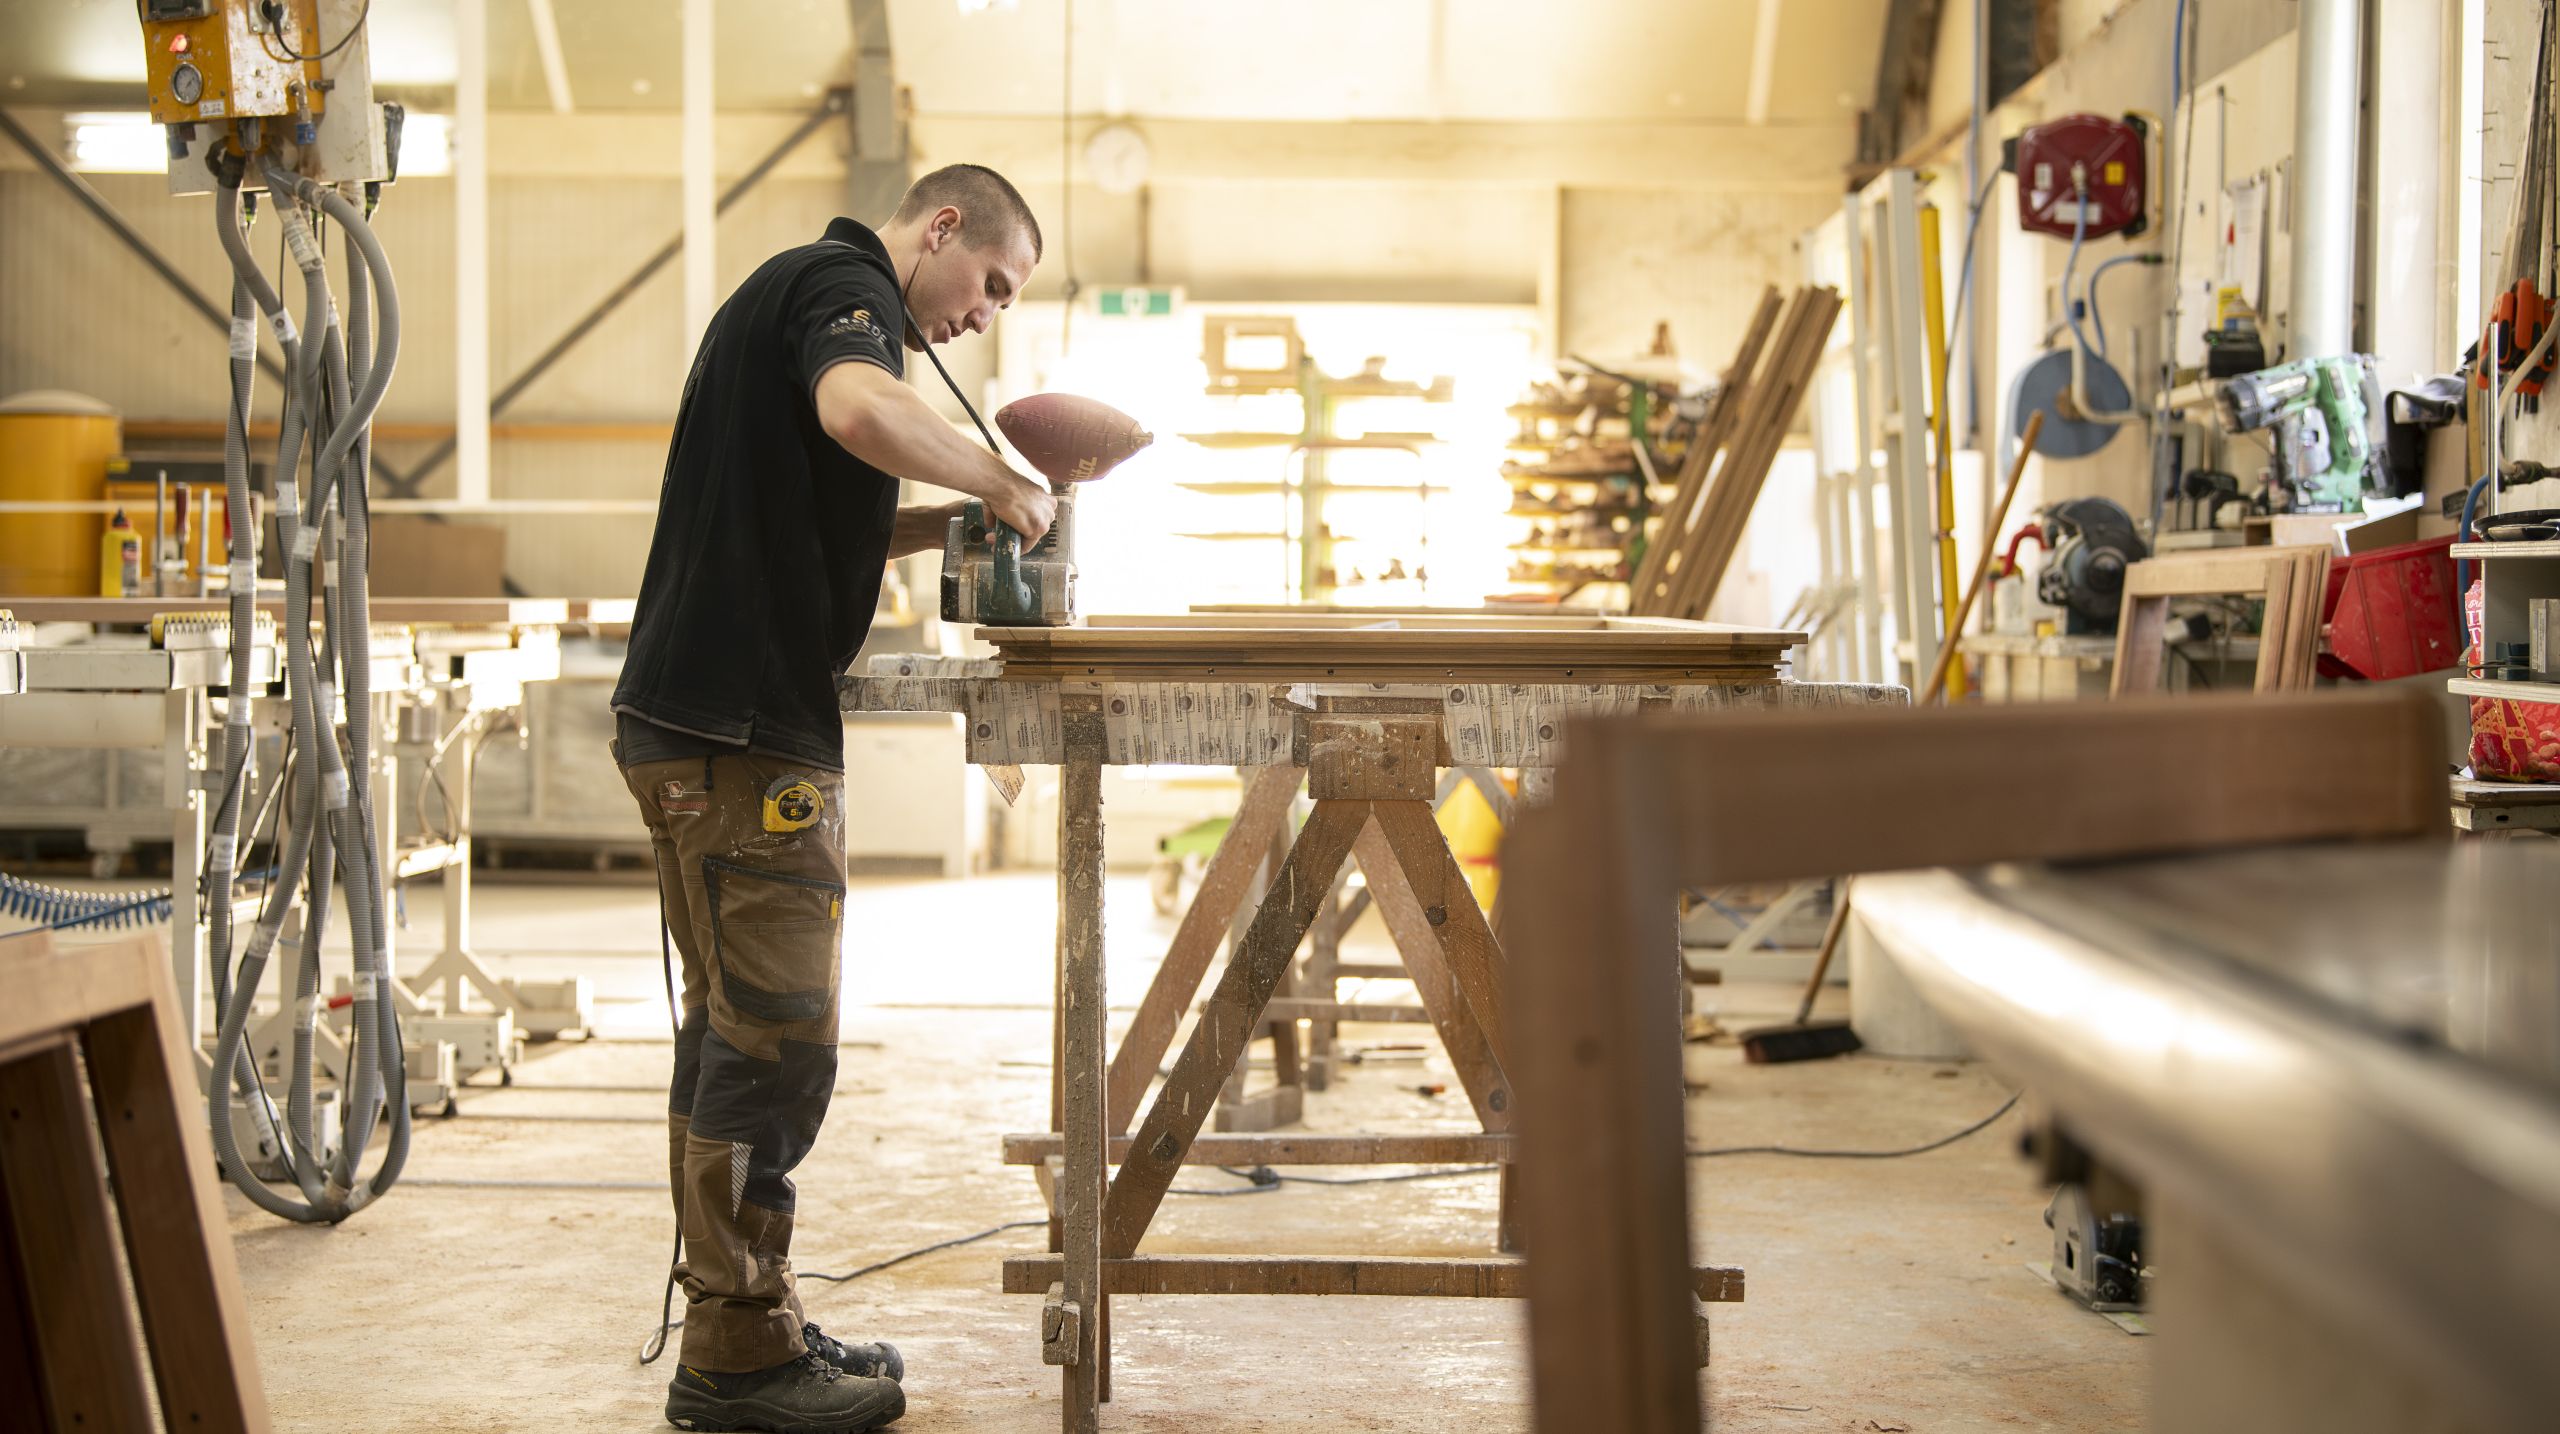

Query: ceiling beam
left=1744, top=0, right=1784, bottom=126
left=523, top=0, right=575, bottom=115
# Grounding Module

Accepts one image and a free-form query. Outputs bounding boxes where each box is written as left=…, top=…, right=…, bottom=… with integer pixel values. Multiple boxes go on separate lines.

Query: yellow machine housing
left=139, top=0, right=325, bottom=126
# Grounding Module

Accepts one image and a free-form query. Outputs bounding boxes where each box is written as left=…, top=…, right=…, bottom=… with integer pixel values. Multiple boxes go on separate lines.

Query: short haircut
left=891, top=164, right=1043, bottom=259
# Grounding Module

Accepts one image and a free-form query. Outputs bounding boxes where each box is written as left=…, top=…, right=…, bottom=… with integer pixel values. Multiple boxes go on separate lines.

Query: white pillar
left=682, top=0, right=716, bottom=357
left=2291, top=0, right=2365, bottom=359
left=454, top=0, right=490, bottom=504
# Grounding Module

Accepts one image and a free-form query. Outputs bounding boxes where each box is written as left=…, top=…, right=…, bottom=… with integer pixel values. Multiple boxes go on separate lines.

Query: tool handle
left=1792, top=882, right=1853, bottom=1028
left=1922, top=410, right=2045, bottom=705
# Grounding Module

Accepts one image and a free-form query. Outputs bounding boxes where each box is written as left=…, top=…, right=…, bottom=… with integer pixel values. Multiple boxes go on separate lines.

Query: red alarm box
left=2014, top=113, right=2148, bottom=240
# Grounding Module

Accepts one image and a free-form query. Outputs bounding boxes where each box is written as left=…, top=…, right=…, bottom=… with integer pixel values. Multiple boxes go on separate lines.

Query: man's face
left=905, top=209, right=1037, bottom=351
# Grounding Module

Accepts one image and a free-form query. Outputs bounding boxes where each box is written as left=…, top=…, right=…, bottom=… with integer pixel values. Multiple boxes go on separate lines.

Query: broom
left=1737, top=881, right=1861, bottom=1063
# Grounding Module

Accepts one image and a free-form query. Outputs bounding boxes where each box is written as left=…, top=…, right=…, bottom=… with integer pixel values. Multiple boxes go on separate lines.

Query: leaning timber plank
left=1001, top=1255, right=1746, bottom=1302
left=1647, top=289, right=1815, bottom=619
left=1631, top=287, right=1786, bottom=612
left=0, top=1041, right=157, bottom=1432
left=76, top=935, right=270, bottom=1434
left=1666, top=289, right=1837, bottom=621
left=1263, top=998, right=1434, bottom=1023
left=1001, top=1132, right=1518, bottom=1166
left=1664, top=289, right=1842, bottom=621
left=1106, top=763, right=1305, bottom=1133
left=1100, top=801, right=1370, bottom=1259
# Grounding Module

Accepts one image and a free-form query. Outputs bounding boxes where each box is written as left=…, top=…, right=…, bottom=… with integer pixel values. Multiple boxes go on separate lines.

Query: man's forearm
left=839, top=370, right=1029, bottom=506
left=888, top=500, right=966, bottom=560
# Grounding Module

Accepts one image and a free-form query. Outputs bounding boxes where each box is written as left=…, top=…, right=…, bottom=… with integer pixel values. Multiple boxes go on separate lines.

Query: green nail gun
left=941, top=393, right=1154, bottom=627
left=2215, top=355, right=2383, bottom=513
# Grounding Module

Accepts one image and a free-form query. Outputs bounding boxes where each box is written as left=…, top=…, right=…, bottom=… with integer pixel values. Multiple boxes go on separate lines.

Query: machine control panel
left=139, top=0, right=325, bottom=126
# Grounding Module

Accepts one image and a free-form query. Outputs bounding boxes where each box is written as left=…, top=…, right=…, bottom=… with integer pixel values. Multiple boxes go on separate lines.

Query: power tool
left=940, top=393, right=1153, bottom=627
left=2216, top=355, right=2383, bottom=513
left=2034, top=497, right=2148, bottom=636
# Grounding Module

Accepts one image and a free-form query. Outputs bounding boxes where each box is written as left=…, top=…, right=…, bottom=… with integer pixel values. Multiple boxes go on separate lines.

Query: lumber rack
left=843, top=620, right=1900, bottom=1433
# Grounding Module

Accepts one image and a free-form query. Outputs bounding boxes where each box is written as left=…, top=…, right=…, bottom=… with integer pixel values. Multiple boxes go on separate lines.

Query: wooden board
left=975, top=621, right=1806, bottom=686
left=1502, top=685, right=2451, bottom=1434
left=0, top=933, right=269, bottom=1434
left=1001, top=1254, right=1744, bottom=1302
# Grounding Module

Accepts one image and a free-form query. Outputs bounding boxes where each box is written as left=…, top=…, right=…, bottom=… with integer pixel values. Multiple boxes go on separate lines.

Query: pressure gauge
left=169, top=61, right=204, bottom=106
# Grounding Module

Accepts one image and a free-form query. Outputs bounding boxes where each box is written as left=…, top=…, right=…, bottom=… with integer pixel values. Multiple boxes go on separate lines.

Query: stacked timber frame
left=842, top=613, right=1901, bottom=1433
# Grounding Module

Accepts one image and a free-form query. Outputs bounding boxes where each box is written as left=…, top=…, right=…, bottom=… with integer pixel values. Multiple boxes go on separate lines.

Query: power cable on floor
left=1689, top=1091, right=2021, bottom=1160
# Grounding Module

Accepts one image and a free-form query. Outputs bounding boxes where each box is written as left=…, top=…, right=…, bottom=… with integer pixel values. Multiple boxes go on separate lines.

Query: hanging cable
left=1058, top=0, right=1079, bottom=353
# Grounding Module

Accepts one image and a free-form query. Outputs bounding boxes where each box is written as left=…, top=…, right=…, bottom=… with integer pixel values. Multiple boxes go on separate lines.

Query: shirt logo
left=826, top=309, right=885, bottom=344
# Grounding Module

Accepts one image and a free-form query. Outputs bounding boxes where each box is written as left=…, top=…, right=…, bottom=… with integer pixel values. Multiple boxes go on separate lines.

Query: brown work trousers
left=621, top=748, right=848, bottom=1374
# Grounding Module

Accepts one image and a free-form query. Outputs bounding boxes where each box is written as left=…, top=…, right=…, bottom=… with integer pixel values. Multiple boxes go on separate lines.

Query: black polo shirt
left=611, top=218, right=909, bottom=771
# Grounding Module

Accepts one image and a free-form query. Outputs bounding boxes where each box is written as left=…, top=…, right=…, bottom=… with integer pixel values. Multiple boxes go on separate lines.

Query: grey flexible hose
left=338, top=236, right=413, bottom=1199
left=201, top=164, right=408, bottom=1221
left=205, top=184, right=332, bottom=1220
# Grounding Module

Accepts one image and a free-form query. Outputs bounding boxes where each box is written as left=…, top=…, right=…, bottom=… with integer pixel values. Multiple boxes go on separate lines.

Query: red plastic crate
left=2319, top=534, right=2460, bottom=682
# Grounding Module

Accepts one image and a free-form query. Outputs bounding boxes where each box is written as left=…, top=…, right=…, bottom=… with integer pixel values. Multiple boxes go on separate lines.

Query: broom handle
left=1921, top=410, right=2046, bottom=705
left=1792, top=881, right=1854, bottom=1027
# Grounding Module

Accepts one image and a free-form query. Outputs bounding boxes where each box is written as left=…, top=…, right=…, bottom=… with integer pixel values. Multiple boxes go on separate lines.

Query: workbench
left=841, top=613, right=1901, bottom=1432
left=0, top=597, right=596, bottom=1110
left=1853, top=841, right=2560, bottom=1434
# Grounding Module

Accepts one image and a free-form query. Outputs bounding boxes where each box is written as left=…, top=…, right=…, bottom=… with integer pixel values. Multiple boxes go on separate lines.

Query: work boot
left=665, top=1351, right=905, bottom=1432
left=804, top=1322, right=905, bottom=1382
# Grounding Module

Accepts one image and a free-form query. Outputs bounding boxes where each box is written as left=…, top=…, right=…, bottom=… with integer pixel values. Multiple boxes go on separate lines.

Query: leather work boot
left=665, top=1351, right=905, bottom=1432
left=804, top=1322, right=905, bottom=1382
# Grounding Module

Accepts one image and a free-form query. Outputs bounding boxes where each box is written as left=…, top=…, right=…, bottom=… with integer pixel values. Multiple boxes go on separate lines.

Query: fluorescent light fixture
left=61, top=110, right=453, bottom=179
left=66, top=111, right=165, bottom=173
left=396, top=112, right=452, bottom=176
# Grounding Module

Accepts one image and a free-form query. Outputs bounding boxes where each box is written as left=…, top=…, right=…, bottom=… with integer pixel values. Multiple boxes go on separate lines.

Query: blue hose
left=2457, top=473, right=2493, bottom=647
left=0, top=872, right=172, bottom=932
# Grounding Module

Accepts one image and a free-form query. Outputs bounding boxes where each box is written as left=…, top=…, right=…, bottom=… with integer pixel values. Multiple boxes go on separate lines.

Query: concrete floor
left=220, top=872, right=2146, bottom=1433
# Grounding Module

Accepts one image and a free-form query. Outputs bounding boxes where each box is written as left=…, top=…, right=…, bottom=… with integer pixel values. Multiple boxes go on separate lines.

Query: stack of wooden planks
left=1627, top=284, right=1845, bottom=621
left=978, top=613, right=1807, bottom=684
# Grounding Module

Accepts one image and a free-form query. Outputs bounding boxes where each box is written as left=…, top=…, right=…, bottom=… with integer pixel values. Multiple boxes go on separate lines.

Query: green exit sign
left=1097, top=287, right=1179, bottom=317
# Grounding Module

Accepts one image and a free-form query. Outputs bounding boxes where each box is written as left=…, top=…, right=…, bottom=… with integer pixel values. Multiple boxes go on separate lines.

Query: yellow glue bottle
left=100, top=507, right=141, bottom=597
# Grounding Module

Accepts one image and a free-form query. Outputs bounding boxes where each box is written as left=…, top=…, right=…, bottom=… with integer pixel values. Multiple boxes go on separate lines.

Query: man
left=612, top=163, right=1054, bottom=1434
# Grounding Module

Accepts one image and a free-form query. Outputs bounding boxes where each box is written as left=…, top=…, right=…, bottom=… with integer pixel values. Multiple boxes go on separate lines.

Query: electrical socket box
left=140, top=0, right=324, bottom=126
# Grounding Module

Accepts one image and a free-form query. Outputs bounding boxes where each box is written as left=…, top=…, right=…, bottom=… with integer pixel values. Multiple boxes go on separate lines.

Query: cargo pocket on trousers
left=700, top=855, right=843, bottom=1025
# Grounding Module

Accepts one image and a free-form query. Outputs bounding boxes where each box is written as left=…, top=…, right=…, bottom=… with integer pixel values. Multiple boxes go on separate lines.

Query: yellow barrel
left=0, top=391, right=122, bottom=596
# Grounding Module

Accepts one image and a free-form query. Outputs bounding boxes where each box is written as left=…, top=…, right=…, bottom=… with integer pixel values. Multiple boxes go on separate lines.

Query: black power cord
left=1689, top=1091, right=2021, bottom=1159
left=256, top=0, right=371, bottom=64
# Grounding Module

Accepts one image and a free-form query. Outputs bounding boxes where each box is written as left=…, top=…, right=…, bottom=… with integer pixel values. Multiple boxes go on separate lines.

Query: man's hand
left=988, top=481, right=1057, bottom=547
